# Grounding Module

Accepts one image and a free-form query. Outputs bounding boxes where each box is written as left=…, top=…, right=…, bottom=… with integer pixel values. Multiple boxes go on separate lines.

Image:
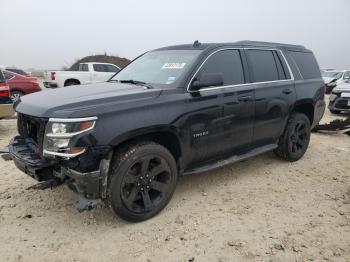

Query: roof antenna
left=193, top=40, right=201, bottom=47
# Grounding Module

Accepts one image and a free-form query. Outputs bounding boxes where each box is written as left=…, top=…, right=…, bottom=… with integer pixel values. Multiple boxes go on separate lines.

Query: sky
left=0, top=0, right=349, bottom=70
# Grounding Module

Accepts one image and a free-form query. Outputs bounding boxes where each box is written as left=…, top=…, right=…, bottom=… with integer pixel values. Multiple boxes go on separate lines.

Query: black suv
left=9, top=41, right=325, bottom=221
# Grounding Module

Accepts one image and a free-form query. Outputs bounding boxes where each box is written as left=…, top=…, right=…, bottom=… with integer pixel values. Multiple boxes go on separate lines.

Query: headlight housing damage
left=43, top=117, right=97, bottom=158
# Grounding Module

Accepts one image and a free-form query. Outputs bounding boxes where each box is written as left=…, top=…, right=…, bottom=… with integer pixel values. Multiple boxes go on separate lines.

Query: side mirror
left=344, top=76, right=350, bottom=83
left=191, top=73, right=224, bottom=91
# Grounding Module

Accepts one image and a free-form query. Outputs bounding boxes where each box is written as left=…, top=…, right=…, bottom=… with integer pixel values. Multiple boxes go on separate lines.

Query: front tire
left=274, top=113, right=311, bottom=162
left=108, top=142, right=178, bottom=222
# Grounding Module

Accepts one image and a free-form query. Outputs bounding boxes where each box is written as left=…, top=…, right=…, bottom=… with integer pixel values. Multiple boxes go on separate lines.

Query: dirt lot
left=0, top=100, right=349, bottom=262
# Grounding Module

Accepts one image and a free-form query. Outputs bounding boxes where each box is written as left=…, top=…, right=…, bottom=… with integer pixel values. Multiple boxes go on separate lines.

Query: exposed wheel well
left=10, top=90, right=25, bottom=95
left=113, top=131, right=182, bottom=163
left=64, top=79, right=80, bottom=86
left=292, top=103, right=314, bottom=124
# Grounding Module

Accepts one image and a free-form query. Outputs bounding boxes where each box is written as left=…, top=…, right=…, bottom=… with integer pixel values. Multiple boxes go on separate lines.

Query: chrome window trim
left=186, top=47, right=294, bottom=93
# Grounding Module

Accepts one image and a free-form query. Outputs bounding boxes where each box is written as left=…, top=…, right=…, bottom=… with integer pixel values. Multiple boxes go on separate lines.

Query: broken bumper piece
left=9, top=136, right=107, bottom=211
left=9, top=136, right=58, bottom=181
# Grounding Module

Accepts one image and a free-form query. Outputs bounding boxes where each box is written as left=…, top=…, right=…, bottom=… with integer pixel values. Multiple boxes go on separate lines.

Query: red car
left=3, top=70, right=41, bottom=101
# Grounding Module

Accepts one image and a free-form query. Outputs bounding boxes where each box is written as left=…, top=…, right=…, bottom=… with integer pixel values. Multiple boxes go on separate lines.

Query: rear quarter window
left=0, top=71, right=5, bottom=82
left=4, top=72, right=13, bottom=80
left=79, top=64, right=89, bottom=71
left=289, top=51, right=321, bottom=80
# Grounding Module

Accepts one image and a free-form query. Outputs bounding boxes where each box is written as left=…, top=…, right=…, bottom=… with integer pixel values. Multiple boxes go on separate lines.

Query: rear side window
left=94, top=64, right=119, bottom=73
left=0, top=71, right=5, bottom=82
left=4, top=72, right=13, bottom=80
left=80, top=64, right=89, bottom=72
left=247, top=50, right=282, bottom=82
left=198, top=49, right=245, bottom=86
left=93, top=64, right=105, bottom=72
left=106, top=65, right=119, bottom=73
left=289, top=51, right=321, bottom=80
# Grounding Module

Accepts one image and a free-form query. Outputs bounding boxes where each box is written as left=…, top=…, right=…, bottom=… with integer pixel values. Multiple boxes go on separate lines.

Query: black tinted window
left=273, top=52, right=288, bottom=80
left=94, top=64, right=119, bottom=73
left=247, top=50, right=280, bottom=82
left=80, top=64, right=89, bottom=72
left=4, top=72, right=13, bottom=80
left=0, top=71, right=5, bottom=82
left=93, top=64, right=104, bottom=72
left=6, top=68, right=26, bottom=75
left=105, top=65, right=119, bottom=72
left=198, top=49, right=245, bottom=86
left=289, top=51, right=321, bottom=79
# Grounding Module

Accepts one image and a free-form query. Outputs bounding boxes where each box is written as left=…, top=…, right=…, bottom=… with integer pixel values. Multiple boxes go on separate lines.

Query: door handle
left=213, top=114, right=235, bottom=125
left=238, top=95, right=253, bottom=102
left=282, top=88, right=293, bottom=95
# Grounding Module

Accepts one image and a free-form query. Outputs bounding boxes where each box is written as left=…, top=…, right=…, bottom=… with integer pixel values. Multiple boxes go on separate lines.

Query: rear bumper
left=0, top=103, right=14, bottom=118
left=43, top=81, right=59, bottom=88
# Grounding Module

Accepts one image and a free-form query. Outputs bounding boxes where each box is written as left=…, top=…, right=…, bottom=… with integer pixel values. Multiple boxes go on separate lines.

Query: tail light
left=51, top=72, right=56, bottom=80
left=0, top=82, right=10, bottom=97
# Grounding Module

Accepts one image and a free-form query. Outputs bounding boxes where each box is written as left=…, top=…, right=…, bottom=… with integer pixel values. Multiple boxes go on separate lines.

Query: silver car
left=329, top=78, right=350, bottom=114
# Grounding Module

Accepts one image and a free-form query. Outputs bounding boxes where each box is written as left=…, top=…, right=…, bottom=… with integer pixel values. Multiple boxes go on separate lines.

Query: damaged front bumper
left=9, top=136, right=111, bottom=211
left=329, top=94, right=350, bottom=112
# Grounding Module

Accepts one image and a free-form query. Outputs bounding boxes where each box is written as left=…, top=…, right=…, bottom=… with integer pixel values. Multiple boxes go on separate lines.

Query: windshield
left=111, top=50, right=201, bottom=86
left=322, top=71, right=343, bottom=79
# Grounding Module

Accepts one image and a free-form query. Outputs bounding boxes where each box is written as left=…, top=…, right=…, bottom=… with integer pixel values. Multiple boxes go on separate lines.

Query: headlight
left=52, top=123, right=67, bottom=134
left=43, top=117, right=97, bottom=158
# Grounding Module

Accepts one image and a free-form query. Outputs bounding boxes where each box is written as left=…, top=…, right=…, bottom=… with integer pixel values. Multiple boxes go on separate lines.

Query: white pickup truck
left=43, top=62, right=120, bottom=88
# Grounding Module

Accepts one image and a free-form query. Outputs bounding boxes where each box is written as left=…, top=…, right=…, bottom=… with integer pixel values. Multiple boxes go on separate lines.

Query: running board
left=184, top=144, right=277, bottom=176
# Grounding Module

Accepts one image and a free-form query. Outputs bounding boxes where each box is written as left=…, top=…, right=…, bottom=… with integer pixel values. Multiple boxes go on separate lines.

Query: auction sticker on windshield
left=162, top=63, right=186, bottom=69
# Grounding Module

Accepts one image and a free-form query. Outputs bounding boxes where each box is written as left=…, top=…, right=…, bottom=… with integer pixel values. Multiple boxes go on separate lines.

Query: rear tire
left=108, top=142, right=178, bottom=222
left=274, top=113, right=311, bottom=162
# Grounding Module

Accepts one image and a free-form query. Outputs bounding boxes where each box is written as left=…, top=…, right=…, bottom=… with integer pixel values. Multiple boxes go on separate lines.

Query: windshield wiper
left=118, top=79, right=154, bottom=89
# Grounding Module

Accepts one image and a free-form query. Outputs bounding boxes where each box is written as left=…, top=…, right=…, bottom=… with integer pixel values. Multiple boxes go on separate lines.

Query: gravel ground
left=0, top=97, right=349, bottom=262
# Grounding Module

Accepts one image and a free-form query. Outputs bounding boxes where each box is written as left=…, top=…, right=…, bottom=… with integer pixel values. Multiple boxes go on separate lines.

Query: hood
left=15, top=82, right=162, bottom=118
left=333, top=82, right=350, bottom=93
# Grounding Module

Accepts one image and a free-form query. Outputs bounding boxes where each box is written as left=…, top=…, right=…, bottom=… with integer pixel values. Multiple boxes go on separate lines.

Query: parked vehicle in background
left=3, top=70, right=41, bottom=102
left=9, top=41, right=325, bottom=221
left=0, top=70, right=14, bottom=119
left=322, top=70, right=350, bottom=94
left=329, top=78, right=350, bottom=114
left=43, top=62, right=120, bottom=88
left=6, top=68, right=32, bottom=77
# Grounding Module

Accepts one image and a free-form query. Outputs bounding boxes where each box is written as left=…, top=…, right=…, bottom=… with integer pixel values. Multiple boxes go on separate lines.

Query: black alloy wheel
left=121, top=155, right=172, bottom=213
left=109, top=142, right=178, bottom=222
left=289, top=120, right=308, bottom=155
left=274, top=113, right=311, bottom=161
